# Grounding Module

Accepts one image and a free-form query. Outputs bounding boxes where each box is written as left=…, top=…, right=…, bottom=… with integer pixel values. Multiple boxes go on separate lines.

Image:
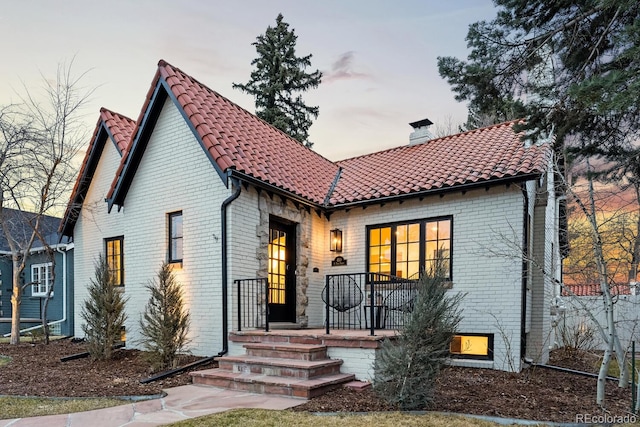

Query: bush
left=373, top=270, right=464, bottom=410
left=81, top=255, right=128, bottom=360
left=138, top=262, right=191, bottom=371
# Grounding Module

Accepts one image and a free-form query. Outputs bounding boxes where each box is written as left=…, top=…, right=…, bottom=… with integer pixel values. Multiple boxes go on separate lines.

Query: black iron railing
left=324, top=273, right=419, bottom=335
left=235, top=278, right=269, bottom=332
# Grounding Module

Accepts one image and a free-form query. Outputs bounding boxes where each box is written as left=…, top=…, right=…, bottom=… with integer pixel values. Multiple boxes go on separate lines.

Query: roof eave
left=325, top=172, right=544, bottom=211
left=59, top=124, right=111, bottom=237
left=229, top=169, right=322, bottom=210
left=107, top=82, right=168, bottom=212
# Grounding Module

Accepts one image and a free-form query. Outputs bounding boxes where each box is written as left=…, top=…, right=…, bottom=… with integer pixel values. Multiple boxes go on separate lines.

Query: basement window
left=450, top=333, right=493, bottom=360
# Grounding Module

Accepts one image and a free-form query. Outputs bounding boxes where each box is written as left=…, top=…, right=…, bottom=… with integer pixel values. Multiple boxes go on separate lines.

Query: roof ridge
left=336, top=119, right=525, bottom=164
left=157, top=59, right=338, bottom=168
left=99, top=107, right=136, bottom=124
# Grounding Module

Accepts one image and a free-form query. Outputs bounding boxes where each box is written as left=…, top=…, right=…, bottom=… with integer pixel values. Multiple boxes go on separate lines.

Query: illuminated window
left=169, top=211, right=183, bottom=263
left=450, top=334, right=493, bottom=360
left=105, top=236, right=124, bottom=286
left=31, top=263, right=53, bottom=296
left=367, top=217, right=452, bottom=280
left=268, top=229, right=287, bottom=304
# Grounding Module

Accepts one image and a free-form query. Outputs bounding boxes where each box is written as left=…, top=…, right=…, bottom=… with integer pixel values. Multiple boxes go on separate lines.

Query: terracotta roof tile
left=330, top=121, right=552, bottom=205
left=104, top=60, right=551, bottom=211
left=60, top=108, right=135, bottom=235
left=153, top=60, right=339, bottom=204
left=562, top=284, right=632, bottom=296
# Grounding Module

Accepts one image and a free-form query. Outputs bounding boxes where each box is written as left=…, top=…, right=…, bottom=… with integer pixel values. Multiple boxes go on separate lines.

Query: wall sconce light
left=330, top=228, right=343, bottom=252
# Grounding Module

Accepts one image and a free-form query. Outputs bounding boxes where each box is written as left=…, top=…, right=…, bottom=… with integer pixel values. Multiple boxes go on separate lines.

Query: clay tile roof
left=330, top=121, right=552, bottom=205
left=157, top=60, right=339, bottom=204
left=562, top=284, right=632, bottom=296
left=100, top=108, right=136, bottom=154
left=60, top=109, right=135, bottom=236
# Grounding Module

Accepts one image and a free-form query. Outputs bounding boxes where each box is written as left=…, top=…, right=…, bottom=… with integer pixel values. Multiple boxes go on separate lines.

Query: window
left=450, top=333, right=494, bottom=360
left=169, top=211, right=183, bottom=263
left=105, top=236, right=124, bottom=287
left=367, top=217, right=452, bottom=280
left=31, top=263, right=53, bottom=296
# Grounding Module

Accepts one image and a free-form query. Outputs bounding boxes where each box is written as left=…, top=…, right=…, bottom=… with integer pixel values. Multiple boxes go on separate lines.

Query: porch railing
left=235, top=273, right=419, bottom=336
left=235, top=278, right=269, bottom=332
left=324, top=273, right=419, bottom=336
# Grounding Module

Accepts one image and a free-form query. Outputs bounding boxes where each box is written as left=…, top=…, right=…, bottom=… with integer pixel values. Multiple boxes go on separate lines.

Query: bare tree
left=0, top=61, right=91, bottom=344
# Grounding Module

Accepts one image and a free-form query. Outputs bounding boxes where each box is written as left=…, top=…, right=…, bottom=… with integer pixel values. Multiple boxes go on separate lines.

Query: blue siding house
left=0, top=209, right=74, bottom=337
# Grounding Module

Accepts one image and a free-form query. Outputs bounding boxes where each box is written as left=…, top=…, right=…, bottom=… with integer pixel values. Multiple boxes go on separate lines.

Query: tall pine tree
left=437, top=0, right=640, bottom=159
left=234, top=14, right=322, bottom=148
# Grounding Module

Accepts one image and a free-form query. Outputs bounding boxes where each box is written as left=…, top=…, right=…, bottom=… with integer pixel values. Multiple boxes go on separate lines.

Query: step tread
left=191, top=368, right=355, bottom=390
left=219, top=355, right=342, bottom=369
left=243, top=343, right=327, bottom=352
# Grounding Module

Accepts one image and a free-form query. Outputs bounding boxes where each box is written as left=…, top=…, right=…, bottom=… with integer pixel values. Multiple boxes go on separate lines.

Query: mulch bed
left=0, top=339, right=636, bottom=423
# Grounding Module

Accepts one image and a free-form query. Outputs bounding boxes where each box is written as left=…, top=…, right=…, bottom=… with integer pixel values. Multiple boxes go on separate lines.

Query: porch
left=235, top=272, right=419, bottom=336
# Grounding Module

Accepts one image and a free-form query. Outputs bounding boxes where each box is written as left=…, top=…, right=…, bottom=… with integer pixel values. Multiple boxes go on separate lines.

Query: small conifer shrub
left=81, top=255, right=128, bottom=360
left=138, top=262, right=191, bottom=371
left=374, top=265, right=464, bottom=410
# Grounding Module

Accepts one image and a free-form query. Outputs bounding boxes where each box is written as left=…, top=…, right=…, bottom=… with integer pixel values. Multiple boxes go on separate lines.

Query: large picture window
left=105, top=236, right=124, bottom=287
left=31, top=263, right=53, bottom=296
left=169, top=211, right=183, bottom=263
left=367, top=216, right=452, bottom=280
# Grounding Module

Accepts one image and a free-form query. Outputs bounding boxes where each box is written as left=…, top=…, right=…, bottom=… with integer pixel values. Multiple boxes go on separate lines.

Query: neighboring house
left=61, top=60, right=560, bottom=379
left=0, top=208, right=74, bottom=337
left=557, top=283, right=639, bottom=352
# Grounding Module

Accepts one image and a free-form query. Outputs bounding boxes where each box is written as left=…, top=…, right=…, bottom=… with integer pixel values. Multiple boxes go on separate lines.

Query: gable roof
left=59, top=108, right=135, bottom=237
left=106, top=60, right=339, bottom=210
left=1, top=208, right=69, bottom=252
left=106, top=60, right=552, bottom=213
left=63, top=59, right=553, bottom=235
left=330, top=121, right=551, bottom=205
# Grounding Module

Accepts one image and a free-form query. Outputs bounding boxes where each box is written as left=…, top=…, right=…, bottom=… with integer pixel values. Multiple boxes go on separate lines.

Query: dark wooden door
left=268, top=218, right=296, bottom=322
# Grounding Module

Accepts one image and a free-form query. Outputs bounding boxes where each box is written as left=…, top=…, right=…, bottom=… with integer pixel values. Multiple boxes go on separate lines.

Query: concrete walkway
left=0, top=385, right=305, bottom=427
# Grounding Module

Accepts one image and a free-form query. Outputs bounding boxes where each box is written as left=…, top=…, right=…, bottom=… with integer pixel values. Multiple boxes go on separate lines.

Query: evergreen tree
left=81, top=255, right=128, bottom=360
left=138, top=262, right=191, bottom=371
left=373, top=268, right=464, bottom=410
left=437, top=0, right=640, bottom=159
left=233, top=13, right=322, bottom=148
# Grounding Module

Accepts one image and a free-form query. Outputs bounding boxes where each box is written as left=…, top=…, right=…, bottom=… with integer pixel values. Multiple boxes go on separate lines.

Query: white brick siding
left=323, top=185, right=529, bottom=371
left=119, top=98, right=231, bottom=356
left=73, top=137, right=125, bottom=338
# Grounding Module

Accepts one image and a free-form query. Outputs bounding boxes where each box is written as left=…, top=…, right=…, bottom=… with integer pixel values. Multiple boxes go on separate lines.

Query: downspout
left=520, top=186, right=529, bottom=360
left=140, top=175, right=242, bottom=384
left=219, top=175, right=242, bottom=357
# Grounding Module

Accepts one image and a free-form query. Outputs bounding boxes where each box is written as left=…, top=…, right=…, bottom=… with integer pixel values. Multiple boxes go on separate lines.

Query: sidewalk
left=0, top=385, right=305, bottom=427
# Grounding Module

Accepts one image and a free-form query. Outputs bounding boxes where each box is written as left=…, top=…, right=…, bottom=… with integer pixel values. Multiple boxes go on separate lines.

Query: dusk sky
left=1, top=1, right=496, bottom=160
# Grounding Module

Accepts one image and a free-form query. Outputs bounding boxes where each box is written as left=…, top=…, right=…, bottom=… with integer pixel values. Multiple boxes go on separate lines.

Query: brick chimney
left=409, top=118, right=434, bottom=145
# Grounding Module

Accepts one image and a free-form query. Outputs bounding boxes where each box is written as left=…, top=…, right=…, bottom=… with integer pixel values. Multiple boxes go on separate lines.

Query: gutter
left=326, top=172, right=544, bottom=211
left=218, top=175, right=242, bottom=357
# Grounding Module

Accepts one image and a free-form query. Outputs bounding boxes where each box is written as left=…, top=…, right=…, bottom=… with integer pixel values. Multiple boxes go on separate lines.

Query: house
left=0, top=208, right=74, bottom=337
left=60, top=60, right=560, bottom=386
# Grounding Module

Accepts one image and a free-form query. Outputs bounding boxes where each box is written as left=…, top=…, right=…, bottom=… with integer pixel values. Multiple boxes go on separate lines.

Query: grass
left=167, top=409, right=502, bottom=427
left=0, top=396, right=128, bottom=419
left=0, top=356, right=10, bottom=367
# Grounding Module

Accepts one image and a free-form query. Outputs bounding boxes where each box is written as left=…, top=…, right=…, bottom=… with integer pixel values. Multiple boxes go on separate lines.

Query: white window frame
left=31, top=262, right=53, bottom=297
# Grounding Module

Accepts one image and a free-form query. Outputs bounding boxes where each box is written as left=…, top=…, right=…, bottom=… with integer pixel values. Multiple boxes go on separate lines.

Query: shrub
left=81, top=255, right=128, bottom=360
left=373, top=269, right=464, bottom=410
left=138, top=262, right=191, bottom=371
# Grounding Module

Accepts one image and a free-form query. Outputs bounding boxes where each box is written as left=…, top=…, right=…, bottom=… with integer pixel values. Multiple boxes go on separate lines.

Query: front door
left=268, top=218, right=297, bottom=322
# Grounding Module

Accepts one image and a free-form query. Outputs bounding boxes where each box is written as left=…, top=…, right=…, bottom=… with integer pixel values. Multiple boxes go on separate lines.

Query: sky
left=0, top=0, right=497, bottom=161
